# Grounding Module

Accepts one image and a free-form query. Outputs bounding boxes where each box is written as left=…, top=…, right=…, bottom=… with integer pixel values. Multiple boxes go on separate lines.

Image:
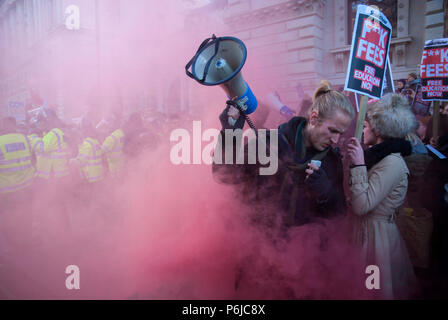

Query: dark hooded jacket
left=213, top=115, right=346, bottom=228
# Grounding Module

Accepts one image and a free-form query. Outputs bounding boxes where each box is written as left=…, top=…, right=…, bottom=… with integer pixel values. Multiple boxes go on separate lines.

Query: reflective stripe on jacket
left=27, top=133, right=44, bottom=154
left=0, top=133, right=35, bottom=193
left=77, top=137, right=104, bottom=183
left=37, top=128, right=69, bottom=179
left=102, top=129, right=125, bottom=175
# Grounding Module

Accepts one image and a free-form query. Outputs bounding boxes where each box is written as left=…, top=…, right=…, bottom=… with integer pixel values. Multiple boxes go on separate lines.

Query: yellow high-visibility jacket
left=27, top=133, right=44, bottom=171
left=38, top=128, right=69, bottom=179
left=0, top=133, right=35, bottom=194
left=28, top=133, right=43, bottom=153
left=102, top=129, right=125, bottom=176
left=74, top=137, right=104, bottom=183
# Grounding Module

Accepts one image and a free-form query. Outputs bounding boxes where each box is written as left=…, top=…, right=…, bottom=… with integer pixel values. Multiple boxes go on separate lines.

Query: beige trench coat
left=350, top=153, right=416, bottom=299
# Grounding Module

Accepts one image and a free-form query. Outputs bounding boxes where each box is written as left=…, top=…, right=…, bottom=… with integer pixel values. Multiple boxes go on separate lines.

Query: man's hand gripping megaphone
left=219, top=96, right=245, bottom=130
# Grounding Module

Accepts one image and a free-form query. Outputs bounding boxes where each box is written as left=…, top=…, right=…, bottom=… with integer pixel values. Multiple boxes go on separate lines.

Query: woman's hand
left=347, top=137, right=365, bottom=166
left=430, top=137, right=439, bottom=149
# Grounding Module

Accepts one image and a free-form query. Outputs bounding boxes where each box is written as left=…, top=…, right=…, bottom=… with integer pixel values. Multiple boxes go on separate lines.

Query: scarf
left=278, top=117, right=331, bottom=226
left=364, top=138, right=412, bottom=170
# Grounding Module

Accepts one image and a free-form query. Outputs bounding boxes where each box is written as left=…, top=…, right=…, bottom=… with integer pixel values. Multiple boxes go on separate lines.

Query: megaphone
left=185, top=35, right=258, bottom=117
left=263, top=92, right=296, bottom=119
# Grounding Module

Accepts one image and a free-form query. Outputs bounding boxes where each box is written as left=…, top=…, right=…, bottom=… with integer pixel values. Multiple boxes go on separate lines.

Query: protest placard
left=344, top=5, right=393, bottom=140
left=344, top=5, right=392, bottom=99
left=420, top=38, right=448, bottom=101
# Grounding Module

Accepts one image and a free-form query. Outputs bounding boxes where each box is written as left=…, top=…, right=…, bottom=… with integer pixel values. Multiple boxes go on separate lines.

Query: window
left=347, top=0, right=398, bottom=41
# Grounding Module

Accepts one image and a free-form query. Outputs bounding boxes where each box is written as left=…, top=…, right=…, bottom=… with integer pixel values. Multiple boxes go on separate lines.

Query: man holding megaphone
left=211, top=82, right=355, bottom=295
left=186, top=35, right=357, bottom=294
left=186, top=36, right=354, bottom=228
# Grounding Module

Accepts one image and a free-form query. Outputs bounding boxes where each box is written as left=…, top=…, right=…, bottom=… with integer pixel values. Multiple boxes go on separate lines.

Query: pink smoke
left=0, top=0, right=373, bottom=300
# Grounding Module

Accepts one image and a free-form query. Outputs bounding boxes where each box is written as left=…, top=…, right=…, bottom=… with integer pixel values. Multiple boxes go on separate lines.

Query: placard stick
left=354, top=95, right=369, bottom=141
left=433, top=101, right=440, bottom=145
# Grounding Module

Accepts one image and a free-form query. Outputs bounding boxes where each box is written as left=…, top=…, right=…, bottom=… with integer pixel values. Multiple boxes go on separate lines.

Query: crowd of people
left=0, top=103, right=201, bottom=298
left=1, top=74, right=447, bottom=299
left=0, top=109, right=163, bottom=271
left=0, top=109, right=152, bottom=191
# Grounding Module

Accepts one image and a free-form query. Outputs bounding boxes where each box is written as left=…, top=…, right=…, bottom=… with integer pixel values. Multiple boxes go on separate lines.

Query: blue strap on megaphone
left=233, top=82, right=257, bottom=115
left=185, top=34, right=220, bottom=83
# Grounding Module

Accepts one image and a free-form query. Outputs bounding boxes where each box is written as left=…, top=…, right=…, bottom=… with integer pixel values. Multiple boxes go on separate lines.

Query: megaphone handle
left=185, top=58, right=195, bottom=79
left=200, top=37, right=220, bottom=83
left=226, top=100, right=257, bottom=133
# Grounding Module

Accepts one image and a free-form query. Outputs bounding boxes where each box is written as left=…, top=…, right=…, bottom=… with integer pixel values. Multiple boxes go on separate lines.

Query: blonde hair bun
left=313, top=80, right=332, bottom=102
left=308, top=79, right=355, bottom=121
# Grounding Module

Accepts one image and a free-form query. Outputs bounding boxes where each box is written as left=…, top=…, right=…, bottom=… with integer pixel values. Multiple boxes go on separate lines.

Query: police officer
left=0, top=117, right=35, bottom=253
left=36, top=108, right=70, bottom=180
left=102, top=124, right=125, bottom=178
left=34, top=108, right=71, bottom=244
left=71, top=119, right=104, bottom=184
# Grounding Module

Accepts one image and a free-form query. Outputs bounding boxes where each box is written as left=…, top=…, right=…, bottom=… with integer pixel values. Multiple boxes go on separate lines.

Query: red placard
left=345, top=5, right=392, bottom=99
left=420, top=38, right=448, bottom=101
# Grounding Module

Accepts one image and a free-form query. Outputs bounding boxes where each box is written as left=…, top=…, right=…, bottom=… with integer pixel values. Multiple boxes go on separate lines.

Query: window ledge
left=330, top=36, right=413, bottom=54
left=330, top=35, right=414, bottom=73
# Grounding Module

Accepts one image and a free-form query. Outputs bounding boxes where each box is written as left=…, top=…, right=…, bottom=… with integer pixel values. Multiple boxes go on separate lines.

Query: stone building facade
left=0, top=0, right=122, bottom=122
left=0, top=0, right=447, bottom=121
left=213, top=0, right=448, bottom=111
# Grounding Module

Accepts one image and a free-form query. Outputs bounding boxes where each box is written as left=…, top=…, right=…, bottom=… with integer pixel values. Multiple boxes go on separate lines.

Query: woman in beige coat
left=347, top=94, right=417, bottom=299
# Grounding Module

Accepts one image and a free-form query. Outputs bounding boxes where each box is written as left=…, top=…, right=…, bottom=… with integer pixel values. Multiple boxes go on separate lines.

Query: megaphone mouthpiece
left=215, top=58, right=227, bottom=69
